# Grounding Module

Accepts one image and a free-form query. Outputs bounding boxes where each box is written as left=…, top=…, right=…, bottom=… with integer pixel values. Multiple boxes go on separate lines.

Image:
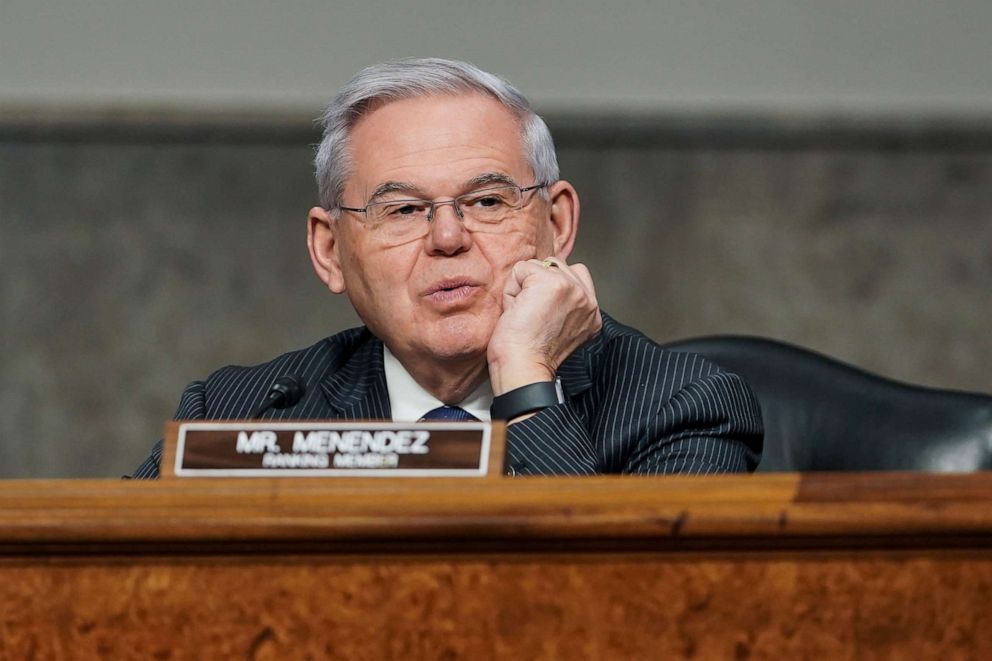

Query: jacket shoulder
left=592, top=313, right=729, bottom=396
left=186, top=326, right=375, bottom=419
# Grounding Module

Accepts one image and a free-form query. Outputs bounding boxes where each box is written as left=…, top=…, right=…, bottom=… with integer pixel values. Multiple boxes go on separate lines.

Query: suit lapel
left=558, top=338, right=597, bottom=399
left=557, top=312, right=625, bottom=400
left=318, top=333, right=391, bottom=420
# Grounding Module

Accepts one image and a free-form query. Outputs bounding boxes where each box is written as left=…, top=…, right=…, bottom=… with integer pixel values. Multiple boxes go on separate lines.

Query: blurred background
left=2, top=1, right=990, bottom=478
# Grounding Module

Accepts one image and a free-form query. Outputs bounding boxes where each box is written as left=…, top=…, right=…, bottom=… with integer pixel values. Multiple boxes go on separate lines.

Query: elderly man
left=133, top=58, right=762, bottom=478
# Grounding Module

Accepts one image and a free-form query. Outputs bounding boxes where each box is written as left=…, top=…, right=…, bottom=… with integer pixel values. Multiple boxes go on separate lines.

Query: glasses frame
left=336, top=182, right=549, bottom=227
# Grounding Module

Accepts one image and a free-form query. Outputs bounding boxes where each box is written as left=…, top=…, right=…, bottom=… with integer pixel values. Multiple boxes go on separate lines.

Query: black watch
left=490, top=377, right=565, bottom=421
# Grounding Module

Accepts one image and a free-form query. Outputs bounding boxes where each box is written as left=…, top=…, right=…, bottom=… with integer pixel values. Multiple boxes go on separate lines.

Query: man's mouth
left=423, top=279, right=481, bottom=304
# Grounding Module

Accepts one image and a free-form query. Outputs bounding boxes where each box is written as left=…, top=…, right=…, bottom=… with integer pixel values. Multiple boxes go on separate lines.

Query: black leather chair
left=660, top=336, right=992, bottom=472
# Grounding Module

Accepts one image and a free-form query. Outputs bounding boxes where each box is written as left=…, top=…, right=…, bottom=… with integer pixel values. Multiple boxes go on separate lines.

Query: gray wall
left=2, top=120, right=991, bottom=478
left=3, top=1, right=992, bottom=116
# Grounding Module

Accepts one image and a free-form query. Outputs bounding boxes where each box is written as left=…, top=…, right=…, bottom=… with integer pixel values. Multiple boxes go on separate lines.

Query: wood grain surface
left=1, top=473, right=990, bottom=659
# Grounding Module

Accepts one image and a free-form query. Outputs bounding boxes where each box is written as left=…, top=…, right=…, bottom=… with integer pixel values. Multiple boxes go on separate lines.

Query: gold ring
left=541, top=258, right=559, bottom=269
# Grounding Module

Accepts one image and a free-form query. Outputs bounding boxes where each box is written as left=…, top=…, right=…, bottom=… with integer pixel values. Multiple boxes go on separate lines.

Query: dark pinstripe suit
left=132, top=313, right=762, bottom=478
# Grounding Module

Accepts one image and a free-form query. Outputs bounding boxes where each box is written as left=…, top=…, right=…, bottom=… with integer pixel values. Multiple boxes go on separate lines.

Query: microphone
left=251, top=375, right=306, bottom=418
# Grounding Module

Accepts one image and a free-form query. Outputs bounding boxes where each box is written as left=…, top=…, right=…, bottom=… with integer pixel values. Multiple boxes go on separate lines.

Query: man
left=133, top=58, right=762, bottom=478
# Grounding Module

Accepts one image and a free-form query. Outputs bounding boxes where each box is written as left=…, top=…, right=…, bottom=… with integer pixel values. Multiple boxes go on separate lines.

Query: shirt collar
left=383, top=346, right=492, bottom=421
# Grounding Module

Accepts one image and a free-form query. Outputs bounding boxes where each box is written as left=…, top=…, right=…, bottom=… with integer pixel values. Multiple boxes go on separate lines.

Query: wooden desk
left=1, top=473, right=990, bottom=659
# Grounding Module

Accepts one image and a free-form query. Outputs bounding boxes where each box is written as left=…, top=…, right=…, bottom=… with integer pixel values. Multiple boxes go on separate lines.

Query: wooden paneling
left=2, top=555, right=990, bottom=659
left=1, top=473, right=991, bottom=658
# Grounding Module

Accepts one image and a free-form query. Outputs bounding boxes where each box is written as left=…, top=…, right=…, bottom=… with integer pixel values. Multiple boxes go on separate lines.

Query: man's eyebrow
left=368, top=174, right=517, bottom=201
left=368, top=181, right=426, bottom=201
left=464, top=172, right=518, bottom=189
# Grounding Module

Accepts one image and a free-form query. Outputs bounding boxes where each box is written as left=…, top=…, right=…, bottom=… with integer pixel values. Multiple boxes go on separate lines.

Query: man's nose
left=425, top=201, right=471, bottom=255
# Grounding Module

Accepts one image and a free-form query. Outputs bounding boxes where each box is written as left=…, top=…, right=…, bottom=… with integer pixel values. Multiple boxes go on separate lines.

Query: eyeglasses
left=336, top=183, right=548, bottom=243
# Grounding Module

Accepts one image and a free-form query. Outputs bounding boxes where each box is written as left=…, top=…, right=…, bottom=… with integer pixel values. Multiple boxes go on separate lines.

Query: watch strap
left=490, top=378, right=565, bottom=421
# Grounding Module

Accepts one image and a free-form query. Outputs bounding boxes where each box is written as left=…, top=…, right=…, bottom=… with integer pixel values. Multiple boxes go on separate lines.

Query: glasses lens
left=366, top=199, right=432, bottom=241
left=457, top=186, right=521, bottom=224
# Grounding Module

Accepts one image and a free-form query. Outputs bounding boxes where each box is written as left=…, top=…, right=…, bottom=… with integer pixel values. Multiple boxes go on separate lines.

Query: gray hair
left=314, top=57, right=559, bottom=209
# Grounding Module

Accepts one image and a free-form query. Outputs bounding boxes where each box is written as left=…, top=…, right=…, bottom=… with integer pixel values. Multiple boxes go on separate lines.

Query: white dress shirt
left=383, top=346, right=493, bottom=421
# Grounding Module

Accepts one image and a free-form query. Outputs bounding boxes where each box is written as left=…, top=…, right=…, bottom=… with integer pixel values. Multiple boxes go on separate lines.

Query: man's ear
left=307, top=206, right=347, bottom=293
left=546, top=180, right=580, bottom=259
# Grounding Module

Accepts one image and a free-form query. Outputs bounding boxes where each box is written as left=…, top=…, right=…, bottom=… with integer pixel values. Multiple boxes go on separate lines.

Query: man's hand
left=487, top=257, right=602, bottom=395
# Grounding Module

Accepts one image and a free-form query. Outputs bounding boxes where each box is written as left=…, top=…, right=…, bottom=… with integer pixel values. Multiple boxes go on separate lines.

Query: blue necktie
left=419, top=406, right=478, bottom=422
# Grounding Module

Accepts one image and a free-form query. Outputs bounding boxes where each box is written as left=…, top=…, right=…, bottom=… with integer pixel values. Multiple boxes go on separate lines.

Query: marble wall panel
left=2, top=128, right=990, bottom=477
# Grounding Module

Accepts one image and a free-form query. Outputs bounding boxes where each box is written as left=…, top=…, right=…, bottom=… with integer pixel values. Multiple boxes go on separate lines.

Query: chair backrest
left=660, top=336, right=992, bottom=472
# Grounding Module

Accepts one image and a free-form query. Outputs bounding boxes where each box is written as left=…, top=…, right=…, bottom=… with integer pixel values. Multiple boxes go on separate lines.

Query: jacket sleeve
left=129, top=380, right=208, bottom=479
left=504, top=362, right=762, bottom=476
left=504, top=405, right=602, bottom=475
left=623, top=370, right=763, bottom=475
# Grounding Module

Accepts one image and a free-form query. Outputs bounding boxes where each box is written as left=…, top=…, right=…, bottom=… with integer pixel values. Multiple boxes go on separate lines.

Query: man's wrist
left=487, top=354, right=555, bottom=395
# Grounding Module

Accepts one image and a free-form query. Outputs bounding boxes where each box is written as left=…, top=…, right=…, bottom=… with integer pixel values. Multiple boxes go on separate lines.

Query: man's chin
left=420, top=320, right=494, bottom=363
left=422, top=336, right=489, bottom=364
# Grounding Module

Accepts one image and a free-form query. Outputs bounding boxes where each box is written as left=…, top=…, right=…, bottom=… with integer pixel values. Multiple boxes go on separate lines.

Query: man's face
left=309, top=92, right=573, bottom=371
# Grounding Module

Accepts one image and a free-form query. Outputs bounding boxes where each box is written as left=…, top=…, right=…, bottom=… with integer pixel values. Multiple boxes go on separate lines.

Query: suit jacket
left=132, top=313, right=762, bottom=478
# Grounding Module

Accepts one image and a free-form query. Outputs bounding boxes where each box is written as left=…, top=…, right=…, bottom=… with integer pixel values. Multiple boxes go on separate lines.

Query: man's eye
left=466, top=195, right=508, bottom=208
left=382, top=203, right=426, bottom=217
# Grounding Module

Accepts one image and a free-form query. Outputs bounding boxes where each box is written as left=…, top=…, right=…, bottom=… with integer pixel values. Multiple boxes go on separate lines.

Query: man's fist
left=487, top=257, right=602, bottom=395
